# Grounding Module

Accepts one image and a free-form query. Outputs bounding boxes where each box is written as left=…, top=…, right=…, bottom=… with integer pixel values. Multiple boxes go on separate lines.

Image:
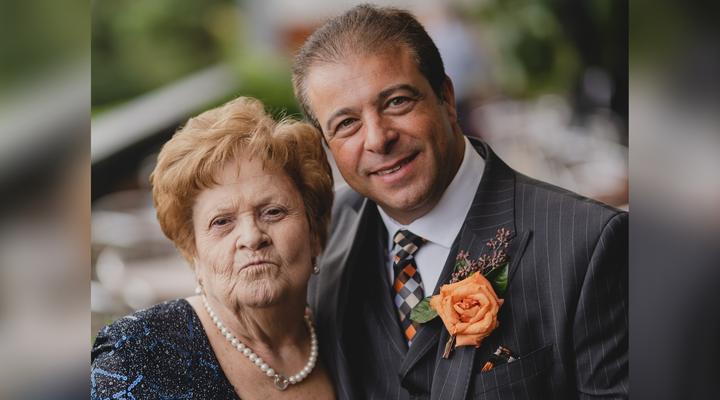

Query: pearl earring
left=195, top=281, right=203, bottom=295
left=311, top=257, right=320, bottom=275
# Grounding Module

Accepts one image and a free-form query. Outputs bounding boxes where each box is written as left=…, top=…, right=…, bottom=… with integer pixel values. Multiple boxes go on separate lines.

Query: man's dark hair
left=292, top=3, right=446, bottom=132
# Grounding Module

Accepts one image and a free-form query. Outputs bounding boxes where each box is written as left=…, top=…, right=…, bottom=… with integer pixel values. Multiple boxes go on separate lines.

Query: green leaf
left=483, top=261, right=509, bottom=298
left=409, top=296, right=438, bottom=323
left=453, top=258, right=468, bottom=274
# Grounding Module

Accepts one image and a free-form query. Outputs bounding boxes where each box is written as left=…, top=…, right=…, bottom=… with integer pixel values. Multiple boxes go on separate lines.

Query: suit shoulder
left=514, top=171, right=626, bottom=220
left=333, top=185, right=365, bottom=213
left=327, top=186, right=367, bottom=234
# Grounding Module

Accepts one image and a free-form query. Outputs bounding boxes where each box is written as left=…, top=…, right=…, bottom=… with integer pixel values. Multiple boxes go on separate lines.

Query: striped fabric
left=392, top=230, right=427, bottom=345
left=308, top=138, right=629, bottom=400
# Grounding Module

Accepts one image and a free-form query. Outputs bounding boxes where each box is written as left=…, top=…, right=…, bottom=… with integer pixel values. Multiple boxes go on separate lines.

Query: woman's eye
left=211, top=218, right=230, bottom=227
left=263, top=208, right=285, bottom=220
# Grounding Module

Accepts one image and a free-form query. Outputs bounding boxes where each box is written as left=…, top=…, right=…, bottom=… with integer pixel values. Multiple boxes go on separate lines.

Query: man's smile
left=370, top=153, right=417, bottom=176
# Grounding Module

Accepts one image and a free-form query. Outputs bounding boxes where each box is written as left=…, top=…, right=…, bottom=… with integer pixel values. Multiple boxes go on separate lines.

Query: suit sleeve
left=573, top=212, right=629, bottom=399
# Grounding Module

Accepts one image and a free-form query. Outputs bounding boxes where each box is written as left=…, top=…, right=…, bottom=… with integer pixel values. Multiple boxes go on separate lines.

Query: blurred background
left=5, top=0, right=719, bottom=398
left=90, top=0, right=628, bottom=349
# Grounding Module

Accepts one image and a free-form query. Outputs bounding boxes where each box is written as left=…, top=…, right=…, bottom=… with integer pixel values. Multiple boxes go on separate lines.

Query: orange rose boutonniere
left=410, top=228, right=511, bottom=358
left=430, top=272, right=504, bottom=356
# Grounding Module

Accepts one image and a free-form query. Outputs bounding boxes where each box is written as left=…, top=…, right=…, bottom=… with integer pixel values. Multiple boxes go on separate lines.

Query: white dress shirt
left=379, top=136, right=485, bottom=294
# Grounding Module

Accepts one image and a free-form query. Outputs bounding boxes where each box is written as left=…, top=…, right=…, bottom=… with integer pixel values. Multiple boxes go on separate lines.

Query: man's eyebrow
left=323, top=84, right=422, bottom=133
left=377, top=84, right=421, bottom=101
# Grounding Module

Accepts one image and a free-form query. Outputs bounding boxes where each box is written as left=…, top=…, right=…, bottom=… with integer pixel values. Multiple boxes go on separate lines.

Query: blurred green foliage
left=92, top=0, right=300, bottom=118
left=0, top=0, right=87, bottom=90
left=220, top=8, right=302, bottom=119
left=463, top=0, right=626, bottom=102
left=92, top=0, right=234, bottom=108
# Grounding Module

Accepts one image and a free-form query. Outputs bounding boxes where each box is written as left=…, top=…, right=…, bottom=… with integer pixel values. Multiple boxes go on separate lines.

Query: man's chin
left=372, top=189, right=434, bottom=222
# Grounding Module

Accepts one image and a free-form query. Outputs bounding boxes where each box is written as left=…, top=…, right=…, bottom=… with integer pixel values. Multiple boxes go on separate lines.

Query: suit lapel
left=400, top=138, right=532, bottom=400
left=399, top=221, right=482, bottom=396
left=326, top=196, right=407, bottom=355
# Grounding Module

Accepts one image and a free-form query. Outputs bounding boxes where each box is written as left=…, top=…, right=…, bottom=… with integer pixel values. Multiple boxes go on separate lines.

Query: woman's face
left=192, top=155, right=317, bottom=310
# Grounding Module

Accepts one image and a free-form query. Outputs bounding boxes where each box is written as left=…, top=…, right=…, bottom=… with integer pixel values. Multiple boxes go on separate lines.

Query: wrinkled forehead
left=308, top=43, right=420, bottom=82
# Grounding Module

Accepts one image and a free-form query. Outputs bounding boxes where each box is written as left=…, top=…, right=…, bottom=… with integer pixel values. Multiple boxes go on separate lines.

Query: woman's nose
left=235, top=218, right=270, bottom=251
left=363, top=116, right=398, bottom=154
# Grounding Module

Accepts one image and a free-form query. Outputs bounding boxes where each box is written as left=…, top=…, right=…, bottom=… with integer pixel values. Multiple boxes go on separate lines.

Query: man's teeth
left=377, top=160, right=408, bottom=175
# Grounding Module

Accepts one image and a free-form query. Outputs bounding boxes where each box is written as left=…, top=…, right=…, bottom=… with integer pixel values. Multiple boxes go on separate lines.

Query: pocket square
left=481, top=346, right=520, bottom=372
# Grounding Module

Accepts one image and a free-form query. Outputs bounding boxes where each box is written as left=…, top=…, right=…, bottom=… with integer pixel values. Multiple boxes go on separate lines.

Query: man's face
left=305, top=46, right=465, bottom=224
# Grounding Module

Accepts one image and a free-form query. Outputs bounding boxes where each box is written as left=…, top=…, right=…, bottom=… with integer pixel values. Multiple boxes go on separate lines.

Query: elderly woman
left=91, top=97, right=336, bottom=399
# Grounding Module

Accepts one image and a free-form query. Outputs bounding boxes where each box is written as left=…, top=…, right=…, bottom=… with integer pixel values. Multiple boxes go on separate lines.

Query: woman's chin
left=238, top=281, right=286, bottom=308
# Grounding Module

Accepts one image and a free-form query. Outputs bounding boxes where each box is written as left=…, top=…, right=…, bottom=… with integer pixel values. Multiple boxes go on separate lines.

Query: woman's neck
left=188, top=294, right=308, bottom=359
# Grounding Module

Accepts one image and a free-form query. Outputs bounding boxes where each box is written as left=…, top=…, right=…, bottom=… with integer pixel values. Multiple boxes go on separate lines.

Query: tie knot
left=393, top=230, right=426, bottom=258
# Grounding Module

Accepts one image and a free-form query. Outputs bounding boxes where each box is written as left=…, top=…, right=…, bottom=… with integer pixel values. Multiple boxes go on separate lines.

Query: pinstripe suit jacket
left=308, top=138, right=628, bottom=399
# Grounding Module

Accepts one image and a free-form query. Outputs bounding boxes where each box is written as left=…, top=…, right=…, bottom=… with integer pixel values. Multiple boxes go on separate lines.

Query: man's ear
left=440, top=76, right=458, bottom=124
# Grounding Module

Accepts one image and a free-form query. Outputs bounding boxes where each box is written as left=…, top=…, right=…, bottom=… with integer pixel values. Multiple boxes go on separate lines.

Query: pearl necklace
left=197, top=286, right=318, bottom=390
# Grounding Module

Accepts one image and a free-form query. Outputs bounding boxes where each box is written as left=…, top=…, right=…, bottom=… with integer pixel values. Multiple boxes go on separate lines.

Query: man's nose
left=235, top=218, right=270, bottom=251
left=363, top=116, right=398, bottom=154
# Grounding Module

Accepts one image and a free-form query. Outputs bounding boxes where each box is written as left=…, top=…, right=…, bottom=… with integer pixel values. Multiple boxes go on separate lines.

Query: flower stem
left=442, top=335, right=456, bottom=359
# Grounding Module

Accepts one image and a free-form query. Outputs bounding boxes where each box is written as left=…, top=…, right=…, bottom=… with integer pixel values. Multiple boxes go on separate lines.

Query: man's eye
left=389, top=97, right=408, bottom=107
left=334, top=118, right=358, bottom=136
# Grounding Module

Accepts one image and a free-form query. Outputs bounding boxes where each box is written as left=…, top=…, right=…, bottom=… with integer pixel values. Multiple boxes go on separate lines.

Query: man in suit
left=292, top=5, right=628, bottom=399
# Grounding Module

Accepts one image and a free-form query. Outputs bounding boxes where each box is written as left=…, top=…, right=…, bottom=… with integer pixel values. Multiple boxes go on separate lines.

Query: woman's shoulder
left=91, top=299, right=196, bottom=354
left=99, top=298, right=196, bottom=331
left=91, top=299, right=238, bottom=400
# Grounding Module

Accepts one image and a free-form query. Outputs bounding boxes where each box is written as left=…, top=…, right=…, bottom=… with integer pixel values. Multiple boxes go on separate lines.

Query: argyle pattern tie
left=392, top=229, right=427, bottom=346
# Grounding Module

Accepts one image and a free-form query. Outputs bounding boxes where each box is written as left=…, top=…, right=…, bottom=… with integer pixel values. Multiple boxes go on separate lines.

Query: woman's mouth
left=239, top=260, right=274, bottom=272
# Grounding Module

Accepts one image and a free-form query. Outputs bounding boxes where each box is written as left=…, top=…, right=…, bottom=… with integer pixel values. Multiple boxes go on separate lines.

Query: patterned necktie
left=392, top=229, right=427, bottom=346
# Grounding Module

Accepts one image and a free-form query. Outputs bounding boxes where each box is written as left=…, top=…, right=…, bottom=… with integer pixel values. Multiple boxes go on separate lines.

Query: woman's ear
left=310, top=232, right=322, bottom=258
left=192, top=258, right=204, bottom=278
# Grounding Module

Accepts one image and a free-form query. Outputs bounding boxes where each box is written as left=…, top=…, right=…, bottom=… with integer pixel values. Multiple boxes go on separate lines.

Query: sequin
left=91, top=299, right=240, bottom=399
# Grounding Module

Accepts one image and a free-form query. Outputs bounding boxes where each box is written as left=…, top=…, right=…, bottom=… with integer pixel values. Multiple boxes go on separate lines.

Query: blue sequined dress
left=91, top=299, right=240, bottom=399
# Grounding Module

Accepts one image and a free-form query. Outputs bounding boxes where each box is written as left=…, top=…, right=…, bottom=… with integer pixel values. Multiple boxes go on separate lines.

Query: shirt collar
left=379, top=136, right=485, bottom=249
